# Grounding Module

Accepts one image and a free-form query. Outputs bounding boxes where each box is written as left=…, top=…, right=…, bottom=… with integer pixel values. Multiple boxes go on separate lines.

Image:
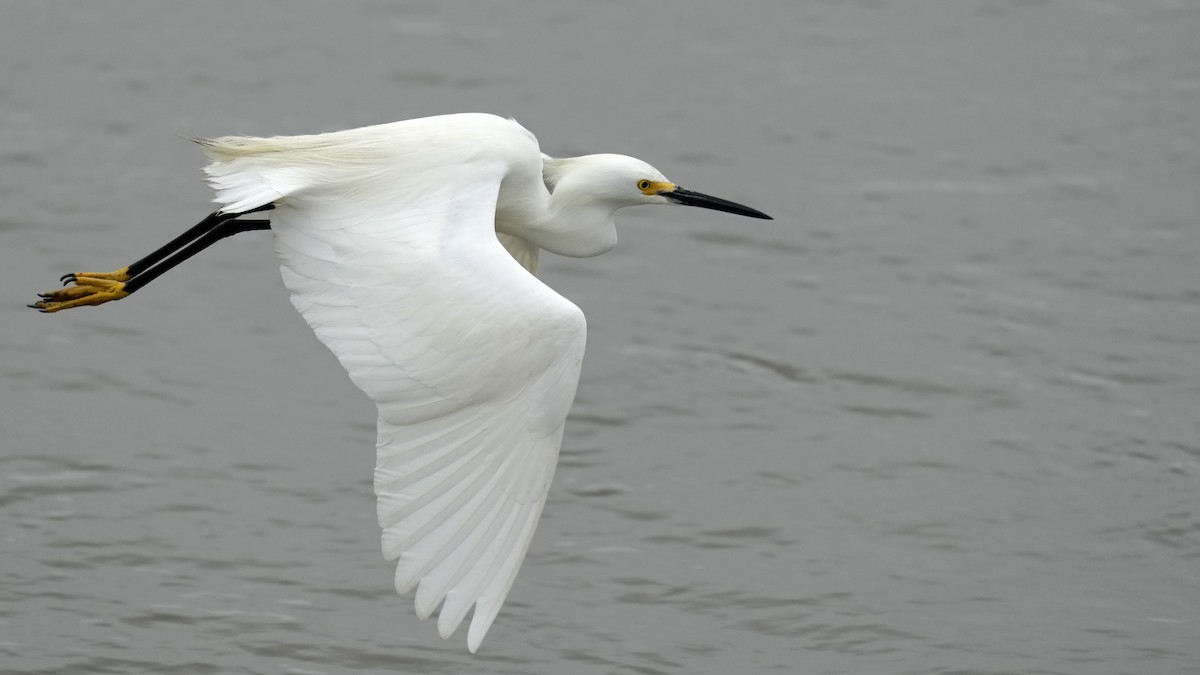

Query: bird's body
left=31, top=113, right=770, bottom=652
left=199, top=115, right=590, bottom=650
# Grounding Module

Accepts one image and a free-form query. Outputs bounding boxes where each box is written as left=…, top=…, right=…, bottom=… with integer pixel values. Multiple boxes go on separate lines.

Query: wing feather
left=497, top=232, right=540, bottom=275
left=201, top=114, right=584, bottom=652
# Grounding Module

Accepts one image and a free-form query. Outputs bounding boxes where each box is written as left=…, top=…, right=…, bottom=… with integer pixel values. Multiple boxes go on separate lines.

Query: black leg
left=124, top=218, right=271, bottom=294
left=31, top=204, right=274, bottom=313
left=61, top=203, right=276, bottom=285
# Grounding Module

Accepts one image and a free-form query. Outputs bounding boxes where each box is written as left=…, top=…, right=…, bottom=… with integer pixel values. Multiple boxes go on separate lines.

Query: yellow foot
left=59, top=267, right=131, bottom=285
left=30, top=274, right=130, bottom=313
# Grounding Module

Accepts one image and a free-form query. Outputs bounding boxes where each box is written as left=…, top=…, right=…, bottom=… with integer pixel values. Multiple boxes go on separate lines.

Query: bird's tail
left=194, top=135, right=308, bottom=213
left=195, top=130, right=403, bottom=214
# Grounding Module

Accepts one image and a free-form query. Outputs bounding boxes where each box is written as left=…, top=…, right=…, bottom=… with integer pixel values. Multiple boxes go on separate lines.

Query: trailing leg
left=30, top=206, right=273, bottom=313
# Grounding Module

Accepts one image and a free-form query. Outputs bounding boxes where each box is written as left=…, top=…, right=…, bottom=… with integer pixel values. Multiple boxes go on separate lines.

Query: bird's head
left=545, top=154, right=772, bottom=220
left=527, top=153, right=771, bottom=258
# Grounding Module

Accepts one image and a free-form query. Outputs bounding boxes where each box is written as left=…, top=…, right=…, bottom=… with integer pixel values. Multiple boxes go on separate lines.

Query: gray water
left=2, top=2, right=1198, bottom=673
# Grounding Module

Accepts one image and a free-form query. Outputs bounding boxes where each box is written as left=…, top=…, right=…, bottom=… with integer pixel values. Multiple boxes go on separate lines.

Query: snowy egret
left=30, top=113, right=771, bottom=651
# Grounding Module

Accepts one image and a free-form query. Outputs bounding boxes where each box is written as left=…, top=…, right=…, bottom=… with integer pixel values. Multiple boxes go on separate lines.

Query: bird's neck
left=498, top=186, right=619, bottom=259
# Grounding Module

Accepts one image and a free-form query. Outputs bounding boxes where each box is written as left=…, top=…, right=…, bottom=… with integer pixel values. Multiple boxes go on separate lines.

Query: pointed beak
left=662, top=186, right=772, bottom=220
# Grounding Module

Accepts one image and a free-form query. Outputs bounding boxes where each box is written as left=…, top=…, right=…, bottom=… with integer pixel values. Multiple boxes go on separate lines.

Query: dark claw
left=61, top=274, right=76, bottom=286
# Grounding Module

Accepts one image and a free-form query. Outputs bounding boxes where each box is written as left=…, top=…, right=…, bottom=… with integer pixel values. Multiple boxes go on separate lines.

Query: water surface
left=2, top=2, right=1198, bottom=673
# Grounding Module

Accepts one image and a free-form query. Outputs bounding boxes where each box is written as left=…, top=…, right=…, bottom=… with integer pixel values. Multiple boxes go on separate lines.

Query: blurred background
left=1, top=2, right=1197, bottom=673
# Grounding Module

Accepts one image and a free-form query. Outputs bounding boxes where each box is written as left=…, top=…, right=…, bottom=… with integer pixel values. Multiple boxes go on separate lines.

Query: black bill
left=664, top=186, right=772, bottom=220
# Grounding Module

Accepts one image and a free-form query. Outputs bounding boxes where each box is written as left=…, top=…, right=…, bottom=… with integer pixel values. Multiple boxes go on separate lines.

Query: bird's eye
left=637, top=180, right=652, bottom=191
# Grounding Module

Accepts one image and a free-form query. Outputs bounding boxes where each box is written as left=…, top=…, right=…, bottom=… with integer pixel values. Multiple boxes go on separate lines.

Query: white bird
left=31, top=112, right=771, bottom=651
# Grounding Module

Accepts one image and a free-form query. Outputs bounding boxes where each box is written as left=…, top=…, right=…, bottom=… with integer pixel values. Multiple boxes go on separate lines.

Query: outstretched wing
left=200, top=115, right=585, bottom=652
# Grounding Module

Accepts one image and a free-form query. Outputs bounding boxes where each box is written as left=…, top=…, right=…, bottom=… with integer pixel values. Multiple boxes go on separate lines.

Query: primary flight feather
left=31, top=112, right=771, bottom=652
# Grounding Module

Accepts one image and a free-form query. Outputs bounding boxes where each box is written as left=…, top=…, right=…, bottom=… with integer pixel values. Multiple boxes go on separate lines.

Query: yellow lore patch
left=638, top=180, right=675, bottom=196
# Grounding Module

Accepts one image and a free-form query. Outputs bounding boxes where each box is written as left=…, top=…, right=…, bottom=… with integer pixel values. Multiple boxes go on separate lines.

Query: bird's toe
left=30, top=276, right=130, bottom=312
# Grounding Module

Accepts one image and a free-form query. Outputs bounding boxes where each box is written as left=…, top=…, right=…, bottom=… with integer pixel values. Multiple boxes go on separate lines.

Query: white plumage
left=188, top=113, right=770, bottom=651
